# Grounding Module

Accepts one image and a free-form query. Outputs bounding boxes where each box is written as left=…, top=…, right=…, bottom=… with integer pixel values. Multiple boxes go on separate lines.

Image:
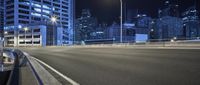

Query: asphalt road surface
left=20, top=47, right=200, bottom=85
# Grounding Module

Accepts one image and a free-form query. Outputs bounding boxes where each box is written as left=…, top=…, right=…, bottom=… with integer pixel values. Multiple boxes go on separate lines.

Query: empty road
left=20, top=46, right=200, bottom=85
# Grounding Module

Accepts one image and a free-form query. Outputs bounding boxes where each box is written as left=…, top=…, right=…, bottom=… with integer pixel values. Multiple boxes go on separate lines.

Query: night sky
left=76, top=0, right=200, bottom=24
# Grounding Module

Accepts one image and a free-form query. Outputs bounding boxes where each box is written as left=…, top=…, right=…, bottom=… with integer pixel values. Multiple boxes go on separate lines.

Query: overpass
left=1, top=43, right=200, bottom=85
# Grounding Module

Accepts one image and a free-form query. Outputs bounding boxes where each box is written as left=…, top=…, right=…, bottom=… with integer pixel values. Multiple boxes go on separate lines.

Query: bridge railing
left=72, top=39, right=200, bottom=48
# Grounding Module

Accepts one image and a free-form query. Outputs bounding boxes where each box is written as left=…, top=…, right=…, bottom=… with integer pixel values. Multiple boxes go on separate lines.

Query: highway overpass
left=15, top=46, right=200, bottom=85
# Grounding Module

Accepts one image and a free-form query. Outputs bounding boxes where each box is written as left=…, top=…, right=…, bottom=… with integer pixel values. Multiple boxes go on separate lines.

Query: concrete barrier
left=23, top=52, right=62, bottom=85
left=69, top=41, right=200, bottom=48
left=7, top=49, right=39, bottom=85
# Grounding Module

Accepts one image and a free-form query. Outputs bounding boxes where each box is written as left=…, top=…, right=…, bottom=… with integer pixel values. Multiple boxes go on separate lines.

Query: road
left=20, top=47, right=200, bottom=85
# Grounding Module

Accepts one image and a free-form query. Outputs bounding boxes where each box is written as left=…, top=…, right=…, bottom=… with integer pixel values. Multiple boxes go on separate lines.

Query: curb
left=23, top=52, right=62, bottom=85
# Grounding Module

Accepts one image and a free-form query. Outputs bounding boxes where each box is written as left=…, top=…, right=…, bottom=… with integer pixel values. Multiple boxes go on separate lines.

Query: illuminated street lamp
left=171, top=39, right=175, bottom=42
left=4, top=31, right=8, bottom=35
left=24, top=27, right=29, bottom=47
left=24, top=27, right=29, bottom=31
left=51, top=16, right=57, bottom=23
left=173, top=37, right=177, bottom=40
left=51, top=16, right=57, bottom=46
left=151, top=29, right=154, bottom=32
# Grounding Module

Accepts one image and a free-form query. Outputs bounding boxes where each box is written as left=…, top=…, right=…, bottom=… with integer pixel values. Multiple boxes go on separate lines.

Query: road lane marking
left=24, top=52, right=60, bottom=85
left=31, top=57, right=80, bottom=85
left=26, top=54, right=80, bottom=85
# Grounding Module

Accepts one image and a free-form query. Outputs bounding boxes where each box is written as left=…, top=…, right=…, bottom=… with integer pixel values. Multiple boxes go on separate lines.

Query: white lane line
left=31, top=56, right=80, bottom=85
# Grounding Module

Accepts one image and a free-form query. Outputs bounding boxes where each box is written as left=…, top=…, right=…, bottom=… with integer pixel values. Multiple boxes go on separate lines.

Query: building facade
left=155, top=16, right=183, bottom=40
left=0, top=0, right=4, bottom=38
left=4, top=0, right=74, bottom=46
left=158, top=1, right=179, bottom=18
left=5, top=25, right=47, bottom=47
left=90, top=23, right=108, bottom=40
left=106, top=22, right=135, bottom=43
left=75, top=9, right=97, bottom=43
left=182, top=6, right=200, bottom=39
left=154, top=1, right=183, bottom=40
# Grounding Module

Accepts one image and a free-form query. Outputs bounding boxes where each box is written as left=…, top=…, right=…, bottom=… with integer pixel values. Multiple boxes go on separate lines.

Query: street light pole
left=120, top=0, right=123, bottom=43
left=51, top=16, right=57, bottom=46
left=53, top=23, right=55, bottom=46
left=24, top=27, right=28, bottom=47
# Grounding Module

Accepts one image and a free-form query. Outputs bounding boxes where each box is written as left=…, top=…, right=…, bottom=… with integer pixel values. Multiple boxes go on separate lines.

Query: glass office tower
left=0, top=0, right=4, bottom=38
left=4, top=0, right=74, bottom=46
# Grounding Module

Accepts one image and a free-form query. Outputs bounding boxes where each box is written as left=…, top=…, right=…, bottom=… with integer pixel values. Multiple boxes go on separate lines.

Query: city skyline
left=76, top=0, right=200, bottom=24
left=0, top=0, right=199, bottom=46
left=0, top=1, right=200, bottom=85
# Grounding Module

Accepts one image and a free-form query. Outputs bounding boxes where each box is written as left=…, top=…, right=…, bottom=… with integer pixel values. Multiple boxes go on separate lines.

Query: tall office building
left=75, top=9, right=97, bottom=43
left=0, top=0, right=4, bottom=38
left=155, top=1, right=183, bottom=40
left=182, top=6, right=200, bottom=39
left=159, top=1, right=179, bottom=18
left=4, top=0, right=74, bottom=46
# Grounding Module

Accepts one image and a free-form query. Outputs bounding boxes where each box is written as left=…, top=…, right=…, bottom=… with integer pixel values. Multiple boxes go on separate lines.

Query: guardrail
left=71, top=40, right=200, bottom=48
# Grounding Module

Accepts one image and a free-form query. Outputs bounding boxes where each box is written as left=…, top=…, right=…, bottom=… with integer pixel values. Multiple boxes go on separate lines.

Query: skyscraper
left=159, top=1, right=179, bottom=18
left=155, top=1, right=183, bottom=40
left=182, top=6, right=200, bottom=39
left=75, top=9, right=97, bottom=43
left=4, top=0, right=74, bottom=46
left=0, top=0, right=4, bottom=38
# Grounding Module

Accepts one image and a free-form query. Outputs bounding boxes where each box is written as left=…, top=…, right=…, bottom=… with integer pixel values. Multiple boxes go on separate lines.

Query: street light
left=24, top=27, right=29, bottom=31
left=51, top=16, right=57, bottom=23
left=173, top=37, right=177, bottom=40
left=51, top=16, right=57, bottom=46
left=151, top=29, right=154, bottom=32
left=24, top=27, right=29, bottom=47
left=4, top=31, right=8, bottom=35
left=120, top=0, right=123, bottom=43
left=171, top=39, right=175, bottom=42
